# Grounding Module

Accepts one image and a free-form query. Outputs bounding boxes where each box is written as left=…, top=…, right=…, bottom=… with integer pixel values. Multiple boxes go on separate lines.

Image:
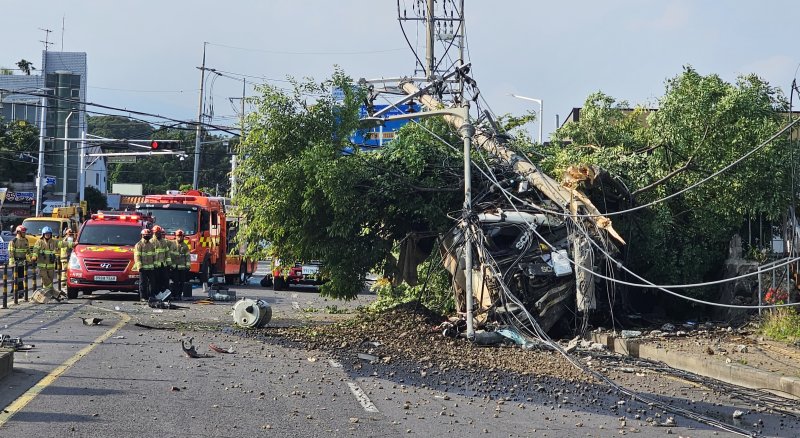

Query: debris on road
left=232, top=298, right=271, bottom=328
left=209, top=343, right=235, bottom=354
left=80, top=317, right=103, bottom=326
left=0, top=334, right=35, bottom=351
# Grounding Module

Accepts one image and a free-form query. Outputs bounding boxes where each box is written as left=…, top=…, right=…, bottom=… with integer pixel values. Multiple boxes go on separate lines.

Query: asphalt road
left=1, top=270, right=799, bottom=437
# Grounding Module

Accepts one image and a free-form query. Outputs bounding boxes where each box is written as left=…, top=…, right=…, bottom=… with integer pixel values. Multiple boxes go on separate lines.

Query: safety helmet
left=152, top=225, right=163, bottom=233
left=15, top=225, right=27, bottom=234
left=141, top=228, right=153, bottom=237
left=41, top=226, right=53, bottom=235
left=175, top=229, right=184, bottom=236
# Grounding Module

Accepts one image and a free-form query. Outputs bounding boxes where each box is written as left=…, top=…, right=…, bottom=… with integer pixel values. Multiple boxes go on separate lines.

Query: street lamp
left=510, top=94, right=543, bottom=145
left=361, top=105, right=476, bottom=340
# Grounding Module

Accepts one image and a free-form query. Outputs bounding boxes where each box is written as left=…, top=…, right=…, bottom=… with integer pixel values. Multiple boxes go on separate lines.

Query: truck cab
left=66, top=212, right=149, bottom=299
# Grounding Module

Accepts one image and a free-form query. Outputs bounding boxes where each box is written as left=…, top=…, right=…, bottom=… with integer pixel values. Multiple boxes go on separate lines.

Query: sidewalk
left=589, top=324, right=800, bottom=399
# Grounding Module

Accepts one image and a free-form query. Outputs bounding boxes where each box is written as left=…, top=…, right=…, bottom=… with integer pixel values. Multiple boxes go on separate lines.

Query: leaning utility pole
left=192, top=42, right=208, bottom=190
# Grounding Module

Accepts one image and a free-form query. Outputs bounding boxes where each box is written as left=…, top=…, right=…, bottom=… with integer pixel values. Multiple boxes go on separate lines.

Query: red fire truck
left=136, top=190, right=256, bottom=284
left=66, top=212, right=151, bottom=299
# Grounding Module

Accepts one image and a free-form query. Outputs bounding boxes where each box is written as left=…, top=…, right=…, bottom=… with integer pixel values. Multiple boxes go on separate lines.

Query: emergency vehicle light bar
left=91, top=213, right=141, bottom=221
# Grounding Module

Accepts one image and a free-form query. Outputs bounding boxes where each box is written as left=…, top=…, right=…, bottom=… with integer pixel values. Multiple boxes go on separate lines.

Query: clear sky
left=3, top=1, right=799, bottom=141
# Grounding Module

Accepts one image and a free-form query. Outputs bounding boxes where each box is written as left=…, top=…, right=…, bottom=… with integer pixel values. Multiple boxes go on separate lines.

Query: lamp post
left=35, top=92, right=48, bottom=216
left=510, top=94, right=543, bottom=145
left=362, top=105, right=475, bottom=339
left=63, top=111, right=74, bottom=206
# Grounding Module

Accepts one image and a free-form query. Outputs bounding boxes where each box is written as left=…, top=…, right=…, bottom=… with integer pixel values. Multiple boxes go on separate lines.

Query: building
left=0, top=50, right=107, bottom=214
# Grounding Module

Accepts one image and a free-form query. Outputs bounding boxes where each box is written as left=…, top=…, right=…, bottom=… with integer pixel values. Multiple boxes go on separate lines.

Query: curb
left=0, top=349, right=13, bottom=381
left=590, top=333, right=800, bottom=399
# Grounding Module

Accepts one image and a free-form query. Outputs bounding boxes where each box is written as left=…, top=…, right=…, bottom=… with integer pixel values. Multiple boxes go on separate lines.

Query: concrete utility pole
left=193, top=42, right=208, bottom=190
left=231, top=78, right=245, bottom=199
left=425, top=0, right=435, bottom=79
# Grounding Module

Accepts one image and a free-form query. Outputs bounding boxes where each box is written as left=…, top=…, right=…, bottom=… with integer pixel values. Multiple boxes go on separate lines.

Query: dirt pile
left=262, top=300, right=596, bottom=384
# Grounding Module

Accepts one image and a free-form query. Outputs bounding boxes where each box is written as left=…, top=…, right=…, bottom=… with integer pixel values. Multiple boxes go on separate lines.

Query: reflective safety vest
left=152, top=238, right=171, bottom=268
left=33, top=238, right=59, bottom=270
left=134, top=239, right=156, bottom=271
left=59, top=237, right=76, bottom=261
left=172, top=239, right=191, bottom=270
left=8, top=236, right=30, bottom=267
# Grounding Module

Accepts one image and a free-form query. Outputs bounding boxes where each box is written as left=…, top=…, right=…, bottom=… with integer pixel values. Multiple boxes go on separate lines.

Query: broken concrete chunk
left=621, top=330, right=642, bottom=339
left=732, top=410, right=744, bottom=419
left=660, top=323, right=675, bottom=332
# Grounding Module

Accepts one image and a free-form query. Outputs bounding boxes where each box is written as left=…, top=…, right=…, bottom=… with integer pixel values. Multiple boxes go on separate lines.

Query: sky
left=3, top=0, right=800, bottom=141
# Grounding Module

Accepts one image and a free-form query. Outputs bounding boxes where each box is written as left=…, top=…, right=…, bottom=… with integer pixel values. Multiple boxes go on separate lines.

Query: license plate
left=301, top=265, right=319, bottom=275
left=94, top=275, right=117, bottom=282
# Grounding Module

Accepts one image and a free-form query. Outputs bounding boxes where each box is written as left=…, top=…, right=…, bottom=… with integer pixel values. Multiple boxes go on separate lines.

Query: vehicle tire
left=260, top=275, right=273, bottom=288
left=273, top=276, right=287, bottom=291
left=224, top=274, right=238, bottom=285
left=67, top=287, right=79, bottom=299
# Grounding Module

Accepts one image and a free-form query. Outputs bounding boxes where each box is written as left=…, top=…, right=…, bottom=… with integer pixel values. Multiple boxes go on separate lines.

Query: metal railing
left=1, top=261, right=66, bottom=309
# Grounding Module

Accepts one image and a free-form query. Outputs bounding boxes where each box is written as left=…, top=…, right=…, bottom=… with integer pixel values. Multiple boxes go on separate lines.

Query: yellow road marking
left=0, top=307, right=130, bottom=427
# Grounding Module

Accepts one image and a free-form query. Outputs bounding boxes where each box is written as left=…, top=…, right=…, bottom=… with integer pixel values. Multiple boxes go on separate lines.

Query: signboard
left=4, top=191, right=34, bottom=202
left=45, top=175, right=57, bottom=186
left=351, top=103, right=420, bottom=149
left=112, top=183, right=143, bottom=196
left=107, top=156, right=137, bottom=164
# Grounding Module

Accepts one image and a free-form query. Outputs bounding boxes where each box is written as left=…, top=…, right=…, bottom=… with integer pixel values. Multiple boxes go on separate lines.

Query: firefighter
left=151, top=225, right=171, bottom=294
left=8, top=225, right=31, bottom=296
left=133, top=228, right=156, bottom=301
left=31, top=226, right=60, bottom=299
left=58, top=229, right=76, bottom=288
left=171, top=229, right=191, bottom=301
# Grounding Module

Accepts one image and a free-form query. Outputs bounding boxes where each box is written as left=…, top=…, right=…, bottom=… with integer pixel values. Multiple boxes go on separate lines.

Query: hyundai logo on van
left=100, top=263, right=112, bottom=269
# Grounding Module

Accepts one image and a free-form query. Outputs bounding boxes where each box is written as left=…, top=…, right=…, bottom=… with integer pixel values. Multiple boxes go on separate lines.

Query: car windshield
left=78, top=225, right=142, bottom=246
left=22, top=220, right=64, bottom=237
left=137, top=208, right=198, bottom=235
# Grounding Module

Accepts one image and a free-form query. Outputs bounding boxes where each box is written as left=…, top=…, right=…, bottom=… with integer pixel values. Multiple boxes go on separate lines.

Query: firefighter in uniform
left=133, top=228, right=156, bottom=301
left=59, top=229, right=76, bottom=288
left=31, top=226, right=60, bottom=298
left=8, top=225, right=31, bottom=296
left=151, top=225, right=171, bottom=294
left=171, top=229, right=191, bottom=301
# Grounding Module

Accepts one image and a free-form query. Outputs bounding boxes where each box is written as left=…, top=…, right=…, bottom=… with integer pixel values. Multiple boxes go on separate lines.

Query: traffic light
left=150, top=140, right=160, bottom=150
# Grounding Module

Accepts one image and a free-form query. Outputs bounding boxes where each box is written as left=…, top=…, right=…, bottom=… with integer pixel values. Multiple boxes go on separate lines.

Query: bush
left=761, top=307, right=800, bottom=342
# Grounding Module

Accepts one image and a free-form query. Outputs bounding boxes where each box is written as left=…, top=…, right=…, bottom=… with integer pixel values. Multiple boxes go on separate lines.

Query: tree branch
left=631, top=156, right=695, bottom=197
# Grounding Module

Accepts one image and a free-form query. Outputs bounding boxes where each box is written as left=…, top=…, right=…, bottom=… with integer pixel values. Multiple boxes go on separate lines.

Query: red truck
left=136, top=190, right=256, bottom=284
left=66, top=212, right=151, bottom=299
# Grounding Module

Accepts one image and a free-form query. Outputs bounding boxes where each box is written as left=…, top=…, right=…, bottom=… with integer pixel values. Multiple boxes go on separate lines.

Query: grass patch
left=761, top=308, right=800, bottom=342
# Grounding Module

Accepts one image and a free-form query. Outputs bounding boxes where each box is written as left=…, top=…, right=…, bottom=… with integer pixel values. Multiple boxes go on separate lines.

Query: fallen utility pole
left=399, top=81, right=625, bottom=245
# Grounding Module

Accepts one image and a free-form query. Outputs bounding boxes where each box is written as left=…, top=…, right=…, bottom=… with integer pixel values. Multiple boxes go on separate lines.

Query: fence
left=1, top=261, right=67, bottom=309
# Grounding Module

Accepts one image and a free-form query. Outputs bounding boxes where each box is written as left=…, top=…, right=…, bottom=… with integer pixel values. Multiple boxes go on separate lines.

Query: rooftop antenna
left=38, top=27, right=53, bottom=52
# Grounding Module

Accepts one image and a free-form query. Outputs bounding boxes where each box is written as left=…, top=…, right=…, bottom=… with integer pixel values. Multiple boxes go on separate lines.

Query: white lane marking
left=328, top=359, right=343, bottom=368
left=347, top=381, right=379, bottom=413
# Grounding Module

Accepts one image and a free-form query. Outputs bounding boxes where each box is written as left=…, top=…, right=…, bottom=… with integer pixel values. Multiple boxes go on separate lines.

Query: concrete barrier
left=0, top=348, right=13, bottom=381
left=590, top=333, right=800, bottom=399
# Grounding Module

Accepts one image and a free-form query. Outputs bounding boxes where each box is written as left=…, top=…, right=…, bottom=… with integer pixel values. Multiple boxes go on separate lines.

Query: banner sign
left=4, top=191, right=35, bottom=202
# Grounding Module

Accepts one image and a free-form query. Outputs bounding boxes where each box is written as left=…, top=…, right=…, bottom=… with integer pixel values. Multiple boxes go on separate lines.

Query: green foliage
left=234, top=69, right=464, bottom=300
left=368, top=254, right=454, bottom=315
left=88, top=116, right=233, bottom=195
left=761, top=308, right=800, bottom=342
left=545, top=67, right=793, bottom=298
left=0, top=119, right=39, bottom=183
left=83, top=186, right=108, bottom=213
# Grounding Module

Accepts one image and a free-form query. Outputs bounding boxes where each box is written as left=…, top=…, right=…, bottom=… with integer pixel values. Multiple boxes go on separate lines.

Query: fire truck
left=66, top=212, right=151, bottom=299
left=136, top=190, right=256, bottom=284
